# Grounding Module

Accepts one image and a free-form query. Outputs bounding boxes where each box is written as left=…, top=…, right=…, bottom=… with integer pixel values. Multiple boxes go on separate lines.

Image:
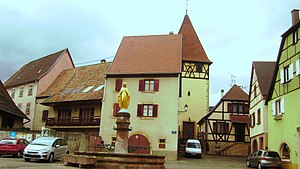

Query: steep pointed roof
left=252, top=61, right=276, bottom=97
left=5, top=48, right=74, bottom=88
left=222, top=84, right=248, bottom=101
left=178, top=14, right=211, bottom=63
left=0, top=80, right=29, bottom=120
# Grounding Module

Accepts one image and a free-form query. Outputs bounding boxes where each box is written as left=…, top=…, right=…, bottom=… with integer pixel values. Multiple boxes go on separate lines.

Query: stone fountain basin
left=62, top=151, right=165, bottom=169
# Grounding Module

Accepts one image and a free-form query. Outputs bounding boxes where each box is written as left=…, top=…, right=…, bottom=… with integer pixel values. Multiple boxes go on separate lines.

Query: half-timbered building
left=198, top=85, right=250, bottom=156
left=249, top=61, right=275, bottom=153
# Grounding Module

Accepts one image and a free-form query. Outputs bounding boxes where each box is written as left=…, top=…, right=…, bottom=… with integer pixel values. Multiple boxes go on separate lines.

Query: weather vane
left=186, top=0, right=189, bottom=15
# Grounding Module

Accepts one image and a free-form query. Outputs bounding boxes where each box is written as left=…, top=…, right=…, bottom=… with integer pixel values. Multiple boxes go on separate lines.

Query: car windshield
left=0, top=139, right=17, bottom=144
left=31, top=138, right=55, bottom=146
left=266, top=152, right=280, bottom=157
left=187, top=142, right=200, bottom=148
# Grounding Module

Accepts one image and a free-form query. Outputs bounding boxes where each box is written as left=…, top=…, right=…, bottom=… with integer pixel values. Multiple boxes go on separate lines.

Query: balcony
left=45, top=116, right=100, bottom=126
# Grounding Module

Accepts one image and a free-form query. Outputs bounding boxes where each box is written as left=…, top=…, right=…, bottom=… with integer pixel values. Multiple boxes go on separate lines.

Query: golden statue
left=118, top=82, right=130, bottom=112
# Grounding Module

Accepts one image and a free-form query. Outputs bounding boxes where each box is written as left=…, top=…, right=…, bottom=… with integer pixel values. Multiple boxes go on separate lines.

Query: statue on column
left=117, top=82, right=130, bottom=112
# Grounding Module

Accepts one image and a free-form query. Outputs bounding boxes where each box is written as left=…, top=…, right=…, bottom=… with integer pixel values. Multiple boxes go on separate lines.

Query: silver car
left=246, top=150, right=282, bottom=169
left=23, top=137, right=69, bottom=162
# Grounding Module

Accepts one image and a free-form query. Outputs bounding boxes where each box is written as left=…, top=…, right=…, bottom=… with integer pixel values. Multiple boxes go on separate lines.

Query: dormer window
left=82, top=86, right=94, bottom=93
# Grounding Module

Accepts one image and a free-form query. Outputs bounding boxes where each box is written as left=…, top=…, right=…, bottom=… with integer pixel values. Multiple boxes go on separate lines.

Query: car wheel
left=16, top=151, right=22, bottom=158
left=258, top=163, right=263, bottom=169
left=24, top=158, right=30, bottom=162
left=48, top=153, right=54, bottom=163
left=246, top=160, right=251, bottom=167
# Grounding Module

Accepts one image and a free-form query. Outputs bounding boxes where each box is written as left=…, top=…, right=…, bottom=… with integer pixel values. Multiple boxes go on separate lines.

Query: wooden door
left=128, top=134, right=150, bottom=154
left=183, top=122, right=195, bottom=139
left=235, top=123, right=245, bottom=142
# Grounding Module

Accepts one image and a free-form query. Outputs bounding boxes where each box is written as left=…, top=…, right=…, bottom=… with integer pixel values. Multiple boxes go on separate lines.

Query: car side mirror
left=55, top=145, right=61, bottom=148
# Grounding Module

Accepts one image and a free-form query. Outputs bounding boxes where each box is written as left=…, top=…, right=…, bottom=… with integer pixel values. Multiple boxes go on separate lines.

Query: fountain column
left=114, top=112, right=131, bottom=153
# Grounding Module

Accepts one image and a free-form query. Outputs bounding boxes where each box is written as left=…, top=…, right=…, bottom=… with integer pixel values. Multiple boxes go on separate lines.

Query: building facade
left=0, top=80, right=29, bottom=128
left=267, top=9, right=300, bottom=169
left=34, top=62, right=111, bottom=134
left=198, top=85, right=250, bottom=157
left=249, top=61, right=275, bottom=152
left=4, top=49, right=74, bottom=129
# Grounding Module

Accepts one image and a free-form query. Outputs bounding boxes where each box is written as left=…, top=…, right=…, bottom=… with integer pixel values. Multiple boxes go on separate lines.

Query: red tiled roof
left=5, top=48, right=73, bottom=88
left=252, top=61, right=276, bottom=97
left=40, top=62, right=111, bottom=104
left=0, top=80, right=28, bottom=119
left=106, top=34, right=182, bottom=75
left=222, top=84, right=248, bottom=101
left=178, top=15, right=211, bottom=63
left=230, top=115, right=250, bottom=124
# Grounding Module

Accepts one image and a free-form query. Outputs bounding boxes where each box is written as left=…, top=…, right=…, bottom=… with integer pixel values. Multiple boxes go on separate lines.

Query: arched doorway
left=252, top=140, right=258, bottom=152
left=128, top=134, right=150, bottom=154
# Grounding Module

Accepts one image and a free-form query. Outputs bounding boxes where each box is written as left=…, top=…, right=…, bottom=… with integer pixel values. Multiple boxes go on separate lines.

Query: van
left=185, top=139, right=202, bottom=158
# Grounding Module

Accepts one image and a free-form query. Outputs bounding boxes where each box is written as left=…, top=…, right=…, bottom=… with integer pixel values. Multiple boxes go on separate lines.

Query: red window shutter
left=227, top=103, right=233, bottom=112
left=115, top=79, right=123, bottom=91
left=113, top=103, right=120, bottom=116
left=139, top=80, right=145, bottom=91
left=137, top=104, right=143, bottom=117
left=153, top=104, right=158, bottom=117
left=154, top=80, right=159, bottom=91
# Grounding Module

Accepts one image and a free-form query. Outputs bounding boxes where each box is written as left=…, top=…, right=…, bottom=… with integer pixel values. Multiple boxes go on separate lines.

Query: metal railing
left=45, top=116, right=100, bottom=126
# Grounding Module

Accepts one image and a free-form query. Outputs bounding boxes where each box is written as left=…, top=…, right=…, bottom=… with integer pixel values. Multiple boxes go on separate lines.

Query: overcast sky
left=0, top=0, right=299, bottom=105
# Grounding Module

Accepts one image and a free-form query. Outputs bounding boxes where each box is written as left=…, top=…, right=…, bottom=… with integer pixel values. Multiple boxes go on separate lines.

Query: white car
left=23, top=137, right=69, bottom=162
left=185, top=139, right=202, bottom=158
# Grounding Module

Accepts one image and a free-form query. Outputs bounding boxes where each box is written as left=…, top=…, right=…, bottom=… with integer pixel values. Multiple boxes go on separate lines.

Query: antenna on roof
left=186, top=0, right=189, bottom=15
left=229, top=73, right=236, bottom=86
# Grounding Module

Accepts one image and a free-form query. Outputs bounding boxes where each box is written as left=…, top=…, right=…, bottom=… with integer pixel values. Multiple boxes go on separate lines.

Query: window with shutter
left=257, top=108, right=261, bottom=124
left=289, top=63, right=294, bottom=80
left=137, top=104, right=158, bottom=117
left=139, top=79, right=159, bottom=92
left=115, top=79, right=123, bottom=91
left=296, top=59, right=300, bottom=75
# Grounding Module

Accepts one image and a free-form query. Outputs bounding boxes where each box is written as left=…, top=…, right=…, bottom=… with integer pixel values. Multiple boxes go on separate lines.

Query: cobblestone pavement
left=0, top=154, right=248, bottom=169
left=165, top=154, right=248, bottom=169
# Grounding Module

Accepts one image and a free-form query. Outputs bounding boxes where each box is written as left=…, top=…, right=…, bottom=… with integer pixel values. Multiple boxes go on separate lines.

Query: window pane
left=143, top=105, right=148, bottom=116
left=150, top=81, right=154, bottom=91
left=148, top=105, right=153, bottom=116
left=145, top=81, right=149, bottom=91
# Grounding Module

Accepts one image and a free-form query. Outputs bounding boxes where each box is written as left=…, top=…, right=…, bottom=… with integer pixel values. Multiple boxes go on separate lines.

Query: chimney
left=221, top=89, right=224, bottom=97
left=169, top=31, right=174, bottom=35
left=291, top=9, right=299, bottom=26
left=101, top=59, right=106, bottom=63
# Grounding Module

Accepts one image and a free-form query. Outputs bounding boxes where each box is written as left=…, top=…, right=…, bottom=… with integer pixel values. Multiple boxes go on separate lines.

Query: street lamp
left=178, top=104, right=189, bottom=115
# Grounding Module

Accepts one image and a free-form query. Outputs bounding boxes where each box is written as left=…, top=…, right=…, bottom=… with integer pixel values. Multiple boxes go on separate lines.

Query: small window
left=281, top=64, right=293, bottom=84
left=159, top=139, right=166, bottom=149
left=272, top=98, right=285, bottom=117
left=28, top=84, right=33, bottom=96
left=25, top=103, right=31, bottom=115
left=257, top=108, right=261, bottom=124
left=42, top=110, right=49, bottom=122
left=293, top=30, right=298, bottom=44
left=254, top=85, right=257, bottom=97
left=19, top=86, right=24, bottom=98
left=93, top=84, right=105, bottom=92
left=251, top=113, right=255, bottom=128
left=11, top=88, right=16, bottom=99
left=82, top=86, right=94, bottom=93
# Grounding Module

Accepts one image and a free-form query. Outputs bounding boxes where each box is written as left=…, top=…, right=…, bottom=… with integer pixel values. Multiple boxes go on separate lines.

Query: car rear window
left=187, top=142, right=200, bottom=148
left=0, top=140, right=17, bottom=144
left=266, top=152, right=280, bottom=157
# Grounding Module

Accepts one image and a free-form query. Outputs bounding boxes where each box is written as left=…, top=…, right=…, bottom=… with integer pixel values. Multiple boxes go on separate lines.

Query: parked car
left=23, top=137, right=69, bottom=162
left=246, top=150, right=282, bottom=169
left=0, top=138, right=29, bottom=157
left=185, top=139, right=202, bottom=158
